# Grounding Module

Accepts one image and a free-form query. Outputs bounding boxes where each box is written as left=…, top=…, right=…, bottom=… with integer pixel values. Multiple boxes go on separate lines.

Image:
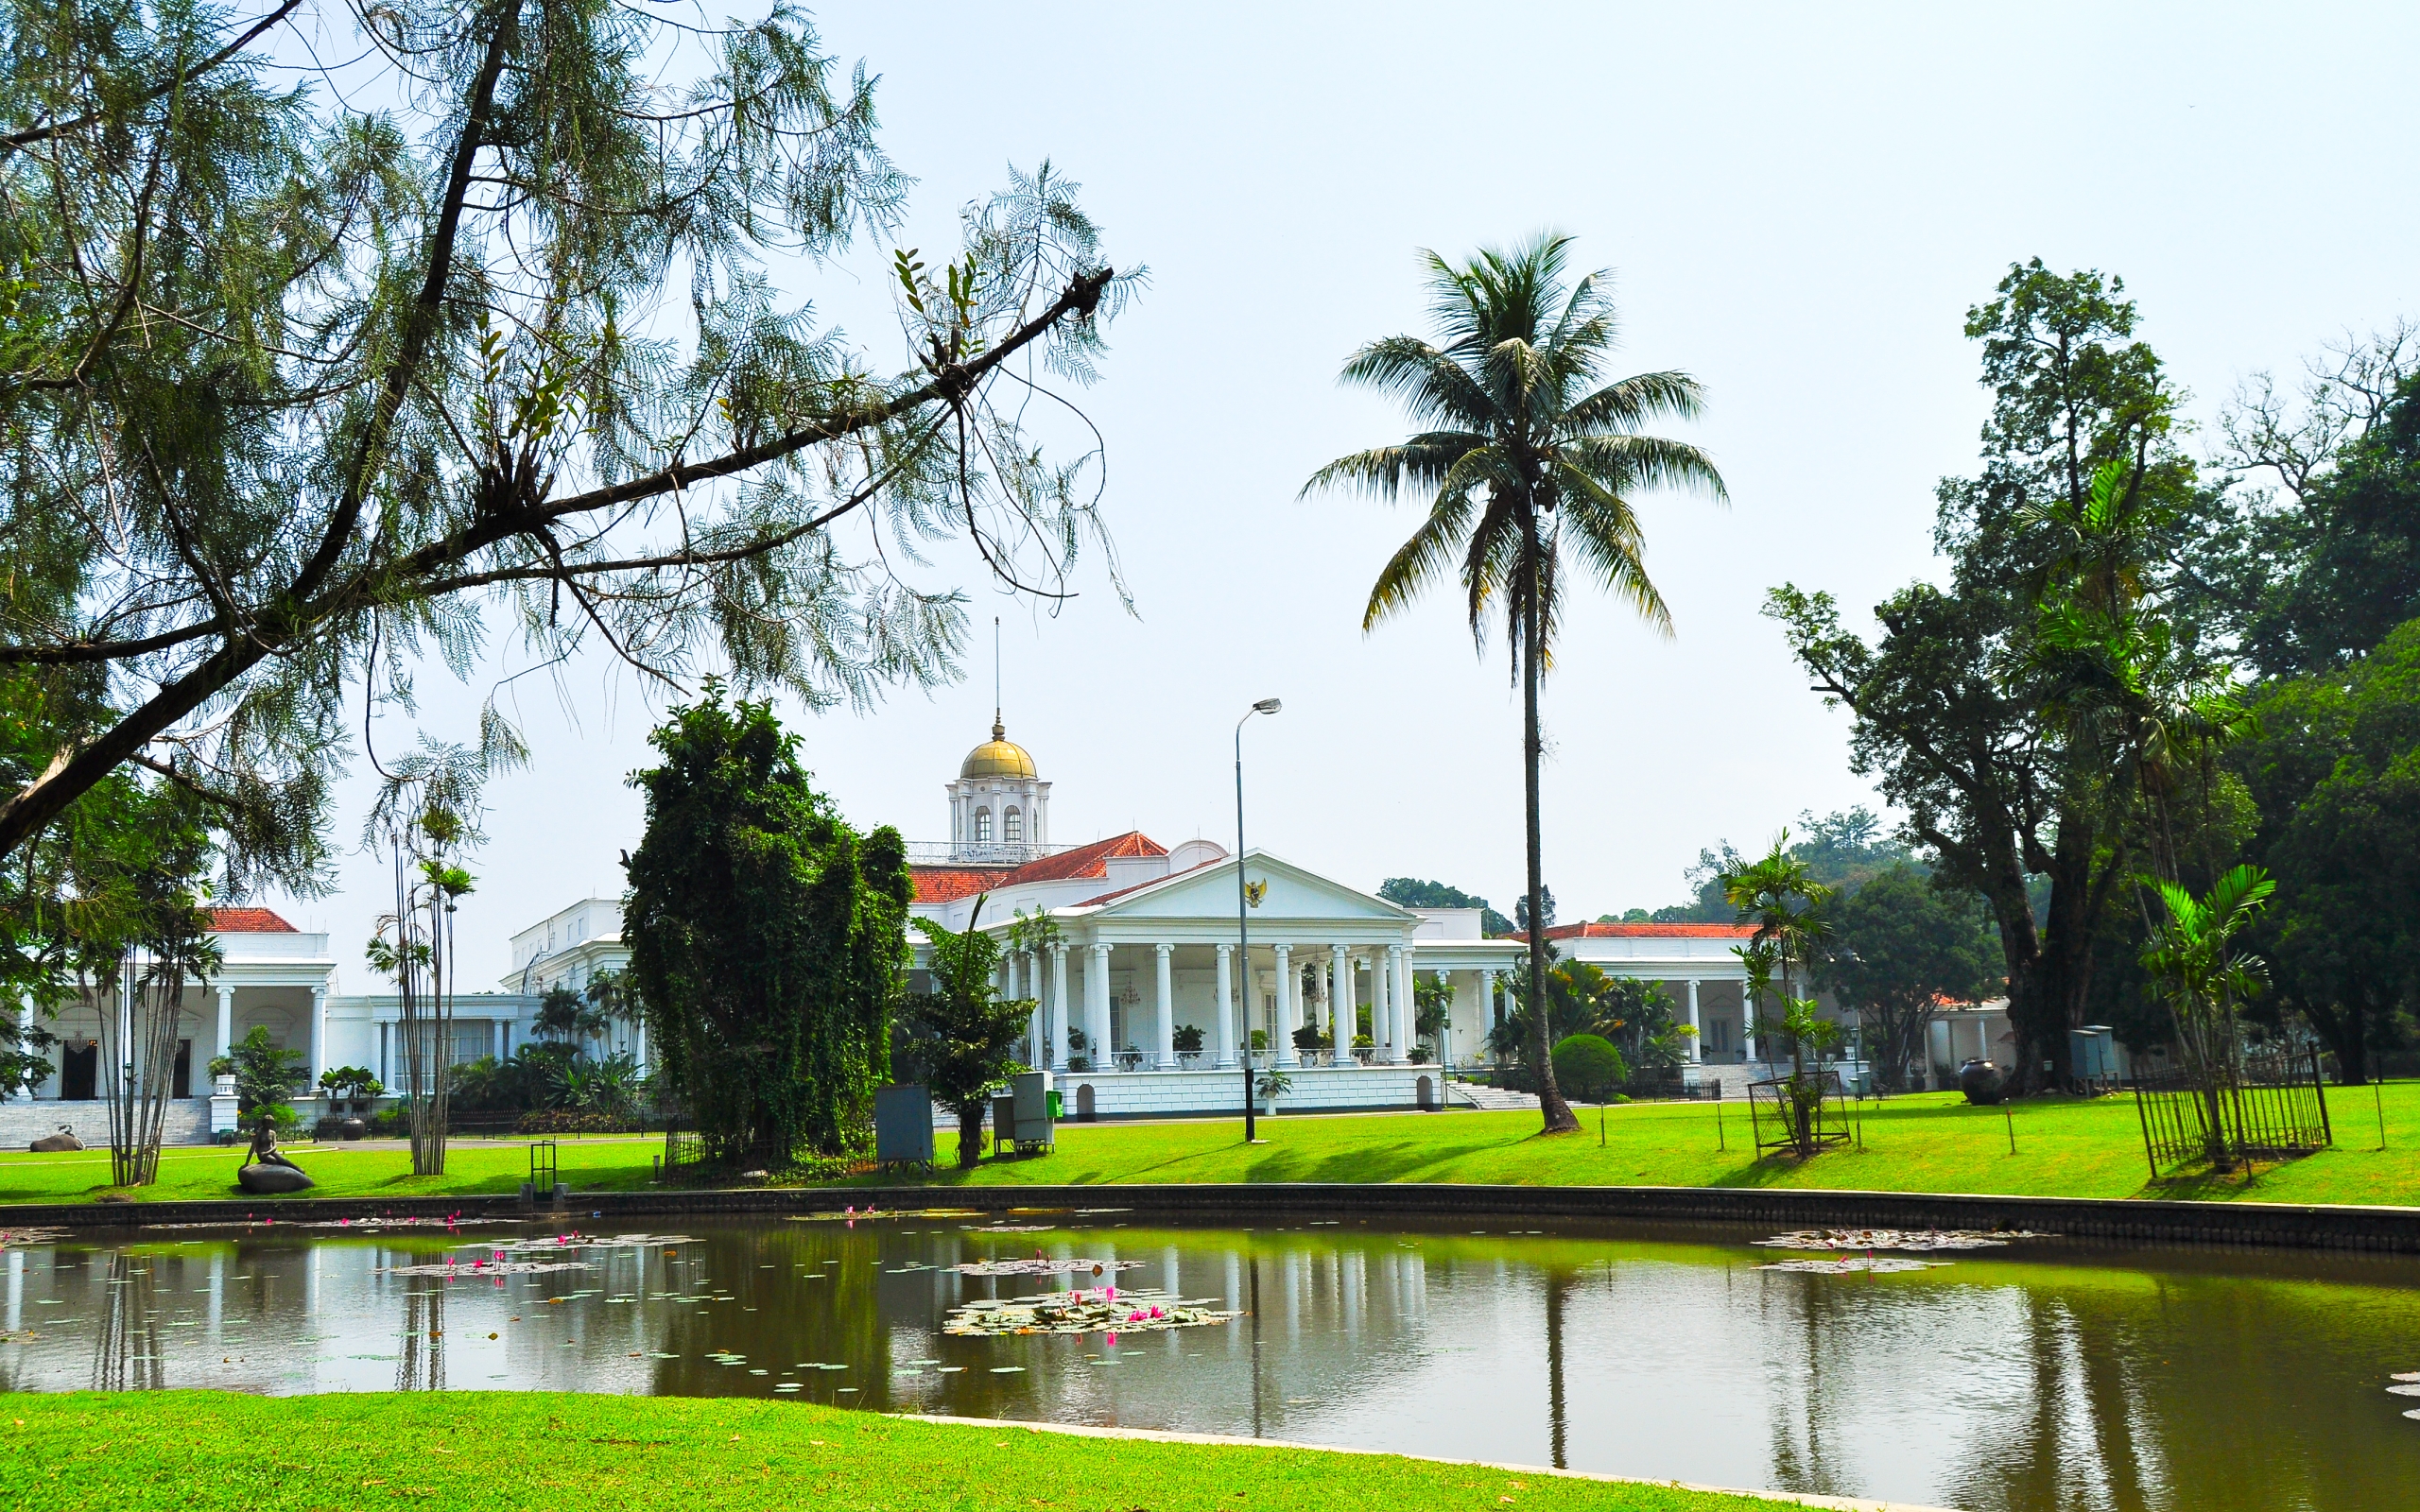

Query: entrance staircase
left=1445, top=1080, right=1541, bottom=1112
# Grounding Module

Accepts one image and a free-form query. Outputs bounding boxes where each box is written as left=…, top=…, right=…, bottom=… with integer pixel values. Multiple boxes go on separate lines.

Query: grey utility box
left=873, top=1082, right=935, bottom=1167
left=2070, top=1026, right=2119, bottom=1083
left=997, top=1071, right=1055, bottom=1154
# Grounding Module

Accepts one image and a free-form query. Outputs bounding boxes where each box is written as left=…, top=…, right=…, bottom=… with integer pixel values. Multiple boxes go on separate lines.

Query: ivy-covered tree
left=1770, top=261, right=2210, bottom=1091
left=904, top=898, right=1034, bottom=1168
left=623, top=686, right=909, bottom=1165
left=2231, top=617, right=2420, bottom=1081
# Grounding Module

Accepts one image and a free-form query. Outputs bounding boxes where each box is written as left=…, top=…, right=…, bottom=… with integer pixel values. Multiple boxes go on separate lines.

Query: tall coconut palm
left=1305, top=233, right=1727, bottom=1135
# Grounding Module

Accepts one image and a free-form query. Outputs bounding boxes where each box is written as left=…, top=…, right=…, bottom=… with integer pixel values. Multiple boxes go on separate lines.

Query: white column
left=1741, top=980, right=1759, bottom=1064
left=1026, top=953, right=1044, bottom=1070
left=1272, top=944, right=1296, bottom=1067
left=1214, top=943, right=1236, bottom=1068
left=1330, top=946, right=1352, bottom=1058
left=1086, top=943, right=1113, bottom=1069
left=1153, top=943, right=1176, bottom=1070
left=1384, top=943, right=1403, bottom=1059
left=308, top=986, right=327, bottom=1085
left=1685, top=979, right=1703, bottom=1063
left=1369, top=952, right=1391, bottom=1064
left=214, top=985, right=233, bottom=1064
left=1049, top=945, right=1070, bottom=1071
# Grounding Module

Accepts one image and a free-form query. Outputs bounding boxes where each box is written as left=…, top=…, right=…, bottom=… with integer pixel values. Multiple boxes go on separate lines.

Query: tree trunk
left=959, top=1102, right=985, bottom=1168
left=1519, top=537, right=1578, bottom=1126
left=1521, top=521, right=1578, bottom=1135
left=2303, top=995, right=2374, bottom=1086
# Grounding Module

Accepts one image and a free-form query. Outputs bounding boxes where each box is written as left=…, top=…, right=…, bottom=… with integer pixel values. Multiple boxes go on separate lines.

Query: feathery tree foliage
left=1305, top=232, right=1726, bottom=1135
left=622, top=685, right=908, bottom=1165
left=0, top=0, right=1134, bottom=892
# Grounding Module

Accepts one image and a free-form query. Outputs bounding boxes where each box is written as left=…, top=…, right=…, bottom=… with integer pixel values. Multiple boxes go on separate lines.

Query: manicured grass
left=859, top=1081, right=2420, bottom=1207
left=7, top=1390, right=1814, bottom=1512
left=0, top=1134, right=665, bottom=1207
left=6, top=1082, right=2420, bottom=1209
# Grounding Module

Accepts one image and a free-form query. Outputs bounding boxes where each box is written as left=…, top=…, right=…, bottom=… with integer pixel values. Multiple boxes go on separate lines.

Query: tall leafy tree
left=1377, top=878, right=1512, bottom=937
left=2230, top=616, right=2420, bottom=1082
left=1305, top=233, right=1726, bottom=1134
left=2194, top=328, right=2419, bottom=674
left=904, top=898, right=1034, bottom=1169
left=623, top=685, right=908, bottom=1165
left=0, top=0, right=1133, bottom=889
left=1769, top=261, right=2204, bottom=1091
left=1816, top=863, right=2001, bottom=1091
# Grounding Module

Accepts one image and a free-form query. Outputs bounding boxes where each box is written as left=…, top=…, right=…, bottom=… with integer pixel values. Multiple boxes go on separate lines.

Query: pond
left=4, top=1209, right=2417, bottom=1511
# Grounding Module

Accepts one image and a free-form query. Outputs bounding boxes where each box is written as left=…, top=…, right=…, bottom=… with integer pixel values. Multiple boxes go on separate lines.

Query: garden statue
left=236, top=1112, right=314, bottom=1194
left=1958, top=1058, right=2008, bottom=1106
left=27, top=1124, right=81, bottom=1153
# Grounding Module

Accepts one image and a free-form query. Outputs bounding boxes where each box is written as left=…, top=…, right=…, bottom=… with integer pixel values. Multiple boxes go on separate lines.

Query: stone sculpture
left=235, top=1113, right=314, bottom=1194
left=27, top=1125, right=82, bottom=1153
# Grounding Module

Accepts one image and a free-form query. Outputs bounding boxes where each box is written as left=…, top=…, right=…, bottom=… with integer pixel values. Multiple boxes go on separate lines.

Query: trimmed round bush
left=1550, top=1034, right=1627, bottom=1102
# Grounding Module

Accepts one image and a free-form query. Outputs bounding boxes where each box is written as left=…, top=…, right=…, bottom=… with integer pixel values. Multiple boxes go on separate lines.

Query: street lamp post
left=1236, top=697, right=1281, bottom=1142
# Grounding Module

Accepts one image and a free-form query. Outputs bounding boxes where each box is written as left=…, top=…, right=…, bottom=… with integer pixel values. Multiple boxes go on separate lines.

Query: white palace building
left=900, top=719, right=1762, bottom=1118
left=0, top=715, right=1771, bottom=1145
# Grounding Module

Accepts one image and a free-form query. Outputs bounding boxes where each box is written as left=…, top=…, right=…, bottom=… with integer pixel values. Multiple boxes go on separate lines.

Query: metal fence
left=2130, top=1046, right=2332, bottom=1175
left=1746, top=1070, right=1852, bottom=1158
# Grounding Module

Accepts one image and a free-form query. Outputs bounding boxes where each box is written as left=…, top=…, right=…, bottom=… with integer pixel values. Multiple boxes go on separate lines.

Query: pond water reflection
left=3, top=1211, right=2417, bottom=1512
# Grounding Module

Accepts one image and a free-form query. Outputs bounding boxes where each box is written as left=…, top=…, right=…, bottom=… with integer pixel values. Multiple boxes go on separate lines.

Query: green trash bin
left=1046, top=1089, right=1064, bottom=1120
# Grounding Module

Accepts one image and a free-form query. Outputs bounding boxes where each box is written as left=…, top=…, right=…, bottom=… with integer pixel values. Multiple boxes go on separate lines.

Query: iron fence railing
left=2130, top=1046, right=2332, bottom=1175
left=1747, top=1070, right=1853, bottom=1157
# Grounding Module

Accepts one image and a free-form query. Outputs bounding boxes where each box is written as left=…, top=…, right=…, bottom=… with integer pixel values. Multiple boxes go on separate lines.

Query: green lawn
left=0, top=1134, right=666, bottom=1207
left=6, top=1083, right=2419, bottom=1209
left=7, top=1391, right=1821, bottom=1512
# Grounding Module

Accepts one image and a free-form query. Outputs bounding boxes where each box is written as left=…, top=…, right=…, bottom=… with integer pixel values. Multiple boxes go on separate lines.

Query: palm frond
left=1559, top=433, right=1730, bottom=504
left=1556, top=461, right=1673, bottom=638
left=1562, top=369, right=1710, bottom=435
left=1300, top=433, right=1485, bottom=502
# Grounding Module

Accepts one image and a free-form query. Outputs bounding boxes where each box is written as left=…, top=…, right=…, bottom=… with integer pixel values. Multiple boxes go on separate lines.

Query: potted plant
left=1255, top=1066, right=1292, bottom=1116
left=316, top=1066, right=381, bottom=1139
left=1172, top=1024, right=1203, bottom=1057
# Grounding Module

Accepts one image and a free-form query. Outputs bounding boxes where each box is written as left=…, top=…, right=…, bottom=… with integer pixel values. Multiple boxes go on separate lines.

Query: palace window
left=1004, top=807, right=1022, bottom=842
left=975, top=808, right=993, bottom=842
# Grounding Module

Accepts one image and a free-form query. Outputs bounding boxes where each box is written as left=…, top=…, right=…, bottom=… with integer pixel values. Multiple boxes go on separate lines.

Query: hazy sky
left=264, top=2, right=2420, bottom=988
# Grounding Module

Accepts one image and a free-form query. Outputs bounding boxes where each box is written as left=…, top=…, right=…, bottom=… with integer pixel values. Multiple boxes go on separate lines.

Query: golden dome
left=959, top=719, right=1037, bottom=780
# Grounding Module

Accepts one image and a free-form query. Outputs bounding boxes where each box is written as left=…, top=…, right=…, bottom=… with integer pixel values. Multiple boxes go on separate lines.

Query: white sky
left=264, top=1, right=2420, bottom=988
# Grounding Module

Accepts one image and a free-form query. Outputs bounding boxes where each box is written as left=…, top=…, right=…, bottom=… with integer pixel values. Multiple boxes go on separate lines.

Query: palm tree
left=1722, top=833, right=1836, bottom=1154
left=1305, top=233, right=1726, bottom=1134
left=2140, top=863, right=2274, bottom=1171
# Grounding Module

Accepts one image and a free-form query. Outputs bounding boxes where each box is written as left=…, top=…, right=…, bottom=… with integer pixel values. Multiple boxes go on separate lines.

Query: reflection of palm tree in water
left=92, top=1251, right=164, bottom=1392
left=1545, top=1268, right=1570, bottom=1469
left=396, top=1284, right=445, bottom=1391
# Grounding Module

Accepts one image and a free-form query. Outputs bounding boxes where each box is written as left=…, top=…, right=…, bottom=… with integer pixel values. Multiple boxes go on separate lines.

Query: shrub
left=1550, top=1034, right=1626, bottom=1102
left=1171, top=1024, right=1204, bottom=1054
left=515, top=1108, right=638, bottom=1135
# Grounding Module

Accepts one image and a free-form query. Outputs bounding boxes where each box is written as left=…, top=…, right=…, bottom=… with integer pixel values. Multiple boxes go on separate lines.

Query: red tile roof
left=209, top=906, right=298, bottom=933
left=1512, top=921, right=1756, bottom=941
left=909, top=832, right=1167, bottom=904
left=1072, top=854, right=1222, bottom=909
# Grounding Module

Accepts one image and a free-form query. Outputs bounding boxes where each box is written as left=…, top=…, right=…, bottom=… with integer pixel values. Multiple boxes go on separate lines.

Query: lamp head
left=1253, top=698, right=1283, bottom=715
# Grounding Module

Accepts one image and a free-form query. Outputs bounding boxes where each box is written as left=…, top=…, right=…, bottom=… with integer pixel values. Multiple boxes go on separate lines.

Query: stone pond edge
left=9, top=1181, right=2420, bottom=1254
